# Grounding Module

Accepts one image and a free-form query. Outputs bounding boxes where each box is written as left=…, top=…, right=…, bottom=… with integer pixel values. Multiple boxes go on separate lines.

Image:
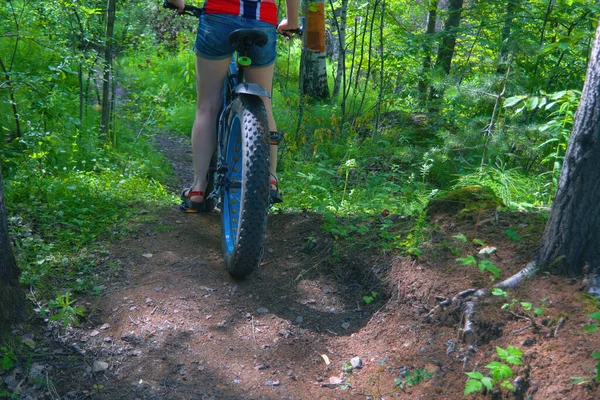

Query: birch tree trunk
left=300, top=0, right=330, bottom=100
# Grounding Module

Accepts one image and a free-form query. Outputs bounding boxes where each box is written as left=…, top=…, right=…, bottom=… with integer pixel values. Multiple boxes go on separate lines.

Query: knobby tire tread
left=222, top=95, right=270, bottom=278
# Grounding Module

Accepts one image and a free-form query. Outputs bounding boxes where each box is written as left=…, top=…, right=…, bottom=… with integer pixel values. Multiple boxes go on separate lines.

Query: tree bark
left=0, top=165, right=25, bottom=340
left=496, top=0, right=519, bottom=74
left=330, top=0, right=348, bottom=100
left=429, top=0, right=464, bottom=101
left=300, top=0, right=330, bottom=100
left=435, top=0, right=464, bottom=75
left=101, top=0, right=116, bottom=137
left=418, top=0, right=438, bottom=95
left=534, top=20, right=600, bottom=277
left=0, top=56, right=21, bottom=141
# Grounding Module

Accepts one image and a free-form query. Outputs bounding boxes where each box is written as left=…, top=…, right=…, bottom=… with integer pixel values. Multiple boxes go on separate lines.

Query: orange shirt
left=204, top=0, right=278, bottom=26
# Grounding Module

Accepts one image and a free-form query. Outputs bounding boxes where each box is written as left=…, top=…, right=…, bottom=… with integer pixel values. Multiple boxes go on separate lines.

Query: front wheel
left=221, top=95, right=270, bottom=278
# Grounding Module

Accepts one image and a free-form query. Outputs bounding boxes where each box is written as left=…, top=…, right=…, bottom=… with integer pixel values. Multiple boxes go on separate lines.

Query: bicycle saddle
left=228, top=29, right=269, bottom=49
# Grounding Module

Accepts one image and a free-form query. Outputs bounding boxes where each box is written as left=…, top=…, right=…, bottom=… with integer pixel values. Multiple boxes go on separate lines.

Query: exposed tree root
left=495, top=261, right=538, bottom=289
left=584, top=271, right=600, bottom=299
left=428, top=259, right=600, bottom=350
left=426, top=262, right=539, bottom=346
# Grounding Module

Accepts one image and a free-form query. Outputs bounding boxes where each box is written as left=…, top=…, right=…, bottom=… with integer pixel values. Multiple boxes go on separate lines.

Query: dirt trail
left=12, top=134, right=600, bottom=399
left=71, top=134, right=390, bottom=399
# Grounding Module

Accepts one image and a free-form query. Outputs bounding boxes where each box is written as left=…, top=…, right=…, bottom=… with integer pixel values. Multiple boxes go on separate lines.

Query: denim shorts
left=194, top=14, right=277, bottom=67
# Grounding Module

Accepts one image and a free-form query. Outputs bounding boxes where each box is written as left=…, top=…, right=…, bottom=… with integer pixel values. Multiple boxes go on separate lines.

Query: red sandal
left=180, top=188, right=205, bottom=213
left=269, top=175, right=283, bottom=204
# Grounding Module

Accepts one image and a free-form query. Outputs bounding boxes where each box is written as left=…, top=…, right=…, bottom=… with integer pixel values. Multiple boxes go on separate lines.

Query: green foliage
left=498, top=290, right=547, bottom=317
left=457, top=255, right=477, bottom=266
left=582, top=311, right=600, bottom=383
left=502, top=228, right=521, bottom=243
left=0, top=346, right=18, bottom=372
left=45, top=292, right=86, bottom=329
left=395, top=368, right=434, bottom=390
left=398, top=212, right=429, bottom=257
left=457, top=255, right=501, bottom=280
left=454, top=166, right=544, bottom=210
left=504, top=90, right=581, bottom=195
left=363, top=291, right=378, bottom=305
left=464, top=346, right=523, bottom=395
left=453, top=234, right=468, bottom=243
left=583, top=312, right=600, bottom=333
left=464, top=371, right=493, bottom=395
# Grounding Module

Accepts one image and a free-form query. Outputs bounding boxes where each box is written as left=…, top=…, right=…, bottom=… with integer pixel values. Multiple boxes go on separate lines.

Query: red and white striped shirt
left=204, top=0, right=278, bottom=26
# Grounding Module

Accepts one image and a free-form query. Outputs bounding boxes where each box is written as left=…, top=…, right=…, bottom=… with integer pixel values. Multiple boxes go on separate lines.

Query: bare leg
left=186, top=55, right=231, bottom=203
left=245, top=64, right=278, bottom=185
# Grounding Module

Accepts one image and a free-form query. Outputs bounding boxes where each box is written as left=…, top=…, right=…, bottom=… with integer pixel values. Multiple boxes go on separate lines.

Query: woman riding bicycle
left=167, top=0, right=300, bottom=211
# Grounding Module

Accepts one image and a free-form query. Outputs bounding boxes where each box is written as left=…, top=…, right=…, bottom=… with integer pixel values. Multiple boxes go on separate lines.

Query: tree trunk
left=0, top=56, right=21, bottom=141
left=330, top=0, right=348, bottom=100
left=300, top=0, right=330, bottom=100
left=497, top=0, right=519, bottom=74
left=418, top=0, right=439, bottom=95
left=534, top=20, right=600, bottom=278
left=429, top=0, right=464, bottom=102
left=100, top=0, right=116, bottom=137
left=0, top=165, right=25, bottom=340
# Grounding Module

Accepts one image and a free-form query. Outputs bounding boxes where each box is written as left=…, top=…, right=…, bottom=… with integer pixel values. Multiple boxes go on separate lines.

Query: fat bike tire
left=221, top=95, right=270, bottom=278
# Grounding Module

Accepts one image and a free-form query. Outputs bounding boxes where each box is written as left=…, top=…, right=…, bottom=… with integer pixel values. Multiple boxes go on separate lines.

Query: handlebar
left=163, top=0, right=203, bottom=18
left=163, top=1, right=303, bottom=37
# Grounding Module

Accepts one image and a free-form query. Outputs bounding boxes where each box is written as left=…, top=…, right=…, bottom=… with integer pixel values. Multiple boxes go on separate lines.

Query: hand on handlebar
left=167, top=0, right=185, bottom=13
left=277, top=18, right=298, bottom=34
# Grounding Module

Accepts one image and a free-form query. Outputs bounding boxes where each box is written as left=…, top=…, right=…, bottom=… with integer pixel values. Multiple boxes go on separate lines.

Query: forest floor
left=4, top=134, right=600, bottom=400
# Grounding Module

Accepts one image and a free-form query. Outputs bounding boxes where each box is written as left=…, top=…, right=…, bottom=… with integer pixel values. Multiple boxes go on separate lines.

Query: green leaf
left=496, top=347, right=508, bottom=359
left=499, top=364, right=514, bottom=378
left=591, top=352, right=600, bottom=360
left=481, top=376, right=493, bottom=391
left=457, top=255, right=477, bottom=266
left=588, top=312, right=600, bottom=321
left=506, top=356, right=524, bottom=366
left=583, top=324, right=598, bottom=333
left=540, top=42, right=560, bottom=54
left=534, top=308, right=544, bottom=316
left=503, top=96, right=526, bottom=108
left=501, top=381, right=515, bottom=391
left=502, top=228, right=520, bottom=242
left=464, top=379, right=482, bottom=395
left=507, top=346, right=523, bottom=358
left=520, top=302, right=532, bottom=311
left=485, top=361, right=503, bottom=369
left=492, top=288, right=508, bottom=297
left=452, top=233, right=467, bottom=243
left=466, top=371, right=484, bottom=380
left=480, top=260, right=501, bottom=278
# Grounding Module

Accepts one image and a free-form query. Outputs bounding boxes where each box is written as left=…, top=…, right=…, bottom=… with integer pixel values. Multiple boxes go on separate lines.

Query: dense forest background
left=1, top=0, right=600, bottom=397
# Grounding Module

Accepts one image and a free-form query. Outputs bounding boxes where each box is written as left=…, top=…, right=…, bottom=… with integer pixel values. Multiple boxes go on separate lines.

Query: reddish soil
left=4, top=134, right=600, bottom=399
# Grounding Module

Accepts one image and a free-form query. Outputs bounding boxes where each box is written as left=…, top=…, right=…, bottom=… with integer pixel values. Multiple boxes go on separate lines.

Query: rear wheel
left=220, top=95, right=270, bottom=278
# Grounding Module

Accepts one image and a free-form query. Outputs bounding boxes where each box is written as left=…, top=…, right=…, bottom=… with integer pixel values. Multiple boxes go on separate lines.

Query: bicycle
left=163, top=2, right=301, bottom=278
